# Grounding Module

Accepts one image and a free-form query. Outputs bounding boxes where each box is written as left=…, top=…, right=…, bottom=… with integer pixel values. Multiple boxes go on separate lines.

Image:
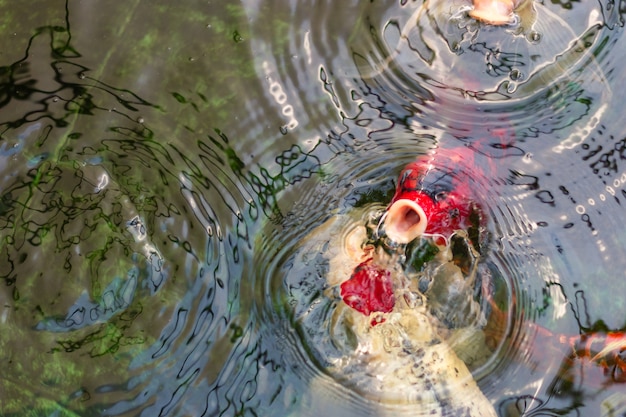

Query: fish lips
left=384, top=191, right=436, bottom=244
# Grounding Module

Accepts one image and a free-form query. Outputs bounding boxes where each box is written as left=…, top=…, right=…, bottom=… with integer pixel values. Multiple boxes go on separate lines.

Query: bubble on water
left=510, top=68, right=522, bottom=81
left=233, top=30, right=244, bottom=43
left=528, top=30, right=541, bottom=43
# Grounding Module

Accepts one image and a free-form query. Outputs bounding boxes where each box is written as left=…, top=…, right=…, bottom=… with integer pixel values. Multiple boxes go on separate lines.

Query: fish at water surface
left=294, top=206, right=497, bottom=417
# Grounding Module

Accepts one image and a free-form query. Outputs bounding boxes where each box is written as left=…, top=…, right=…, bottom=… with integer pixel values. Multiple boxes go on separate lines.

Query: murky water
left=1, top=0, right=625, bottom=416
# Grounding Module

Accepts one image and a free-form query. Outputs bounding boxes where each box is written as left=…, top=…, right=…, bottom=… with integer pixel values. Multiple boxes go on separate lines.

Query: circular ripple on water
left=360, top=0, right=619, bottom=96
left=247, top=0, right=626, bottom=413
left=339, top=0, right=618, bottom=149
left=231, top=0, right=622, bottom=414
left=249, top=136, right=530, bottom=414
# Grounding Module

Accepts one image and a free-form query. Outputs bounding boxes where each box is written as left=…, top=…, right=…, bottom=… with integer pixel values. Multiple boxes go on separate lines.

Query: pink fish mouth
left=469, top=0, right=516, bottom=25
left=384, top=198, right=429, bottom=244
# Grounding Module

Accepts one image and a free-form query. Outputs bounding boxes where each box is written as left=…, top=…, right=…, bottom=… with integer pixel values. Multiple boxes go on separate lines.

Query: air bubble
left=509, top=69, right=522, bottom=81
left=528, top=31, right=541, bottom=43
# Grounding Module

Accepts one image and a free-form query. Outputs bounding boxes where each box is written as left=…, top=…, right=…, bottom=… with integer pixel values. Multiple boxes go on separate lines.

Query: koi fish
left=298, top=206, right=497, bottom=416
left=328, top=144, right=626, bottom=415
left=485, top=288, right=626, bottom=388
left=560, top=331, right=626, bottom=385
left=342, top=148, right=485, bottom=316
left=418, top=0, right=535, bottom=27
left=382, top=149, right=485, bottom=246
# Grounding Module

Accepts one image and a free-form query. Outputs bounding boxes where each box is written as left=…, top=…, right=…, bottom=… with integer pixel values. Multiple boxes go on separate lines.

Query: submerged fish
left=484, top=285, right=626, bottom=390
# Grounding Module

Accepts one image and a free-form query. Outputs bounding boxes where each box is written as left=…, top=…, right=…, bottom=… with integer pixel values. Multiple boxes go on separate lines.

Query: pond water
left=1, top=0, right=626, bottom=416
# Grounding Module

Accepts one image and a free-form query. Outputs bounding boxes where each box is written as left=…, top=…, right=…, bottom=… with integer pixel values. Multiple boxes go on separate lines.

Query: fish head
left=383, top=156, right=482, bottom=245
left=382, top=157, right=436, bottom=244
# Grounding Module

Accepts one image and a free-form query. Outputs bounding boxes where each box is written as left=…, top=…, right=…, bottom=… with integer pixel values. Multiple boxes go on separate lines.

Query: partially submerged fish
left=298, top=205, right=497, bottom=416
left=356, top=0, right=612, bottom=106
left=382, top=149, right=485, bottom=246
left=341, top=146, right=487, bottom=318
left=294, top=139, right=626, bottom=415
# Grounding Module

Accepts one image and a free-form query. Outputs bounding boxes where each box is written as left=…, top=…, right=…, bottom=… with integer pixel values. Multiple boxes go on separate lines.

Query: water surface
left=1, top=0, right=625, bottom=416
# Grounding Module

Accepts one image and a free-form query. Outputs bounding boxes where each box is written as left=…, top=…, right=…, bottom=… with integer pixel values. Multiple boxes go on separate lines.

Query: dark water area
left=1, top=0, right=626, bottom=416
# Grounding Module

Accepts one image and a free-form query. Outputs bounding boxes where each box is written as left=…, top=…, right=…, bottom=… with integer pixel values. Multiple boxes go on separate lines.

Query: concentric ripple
left=2, top=0, right=626, bottom=416
left=245, top=0, right=626, bottom=414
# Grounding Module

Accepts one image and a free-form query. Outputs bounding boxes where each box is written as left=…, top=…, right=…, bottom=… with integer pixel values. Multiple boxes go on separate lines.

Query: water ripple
left=2, top=0, right=626, bottom=415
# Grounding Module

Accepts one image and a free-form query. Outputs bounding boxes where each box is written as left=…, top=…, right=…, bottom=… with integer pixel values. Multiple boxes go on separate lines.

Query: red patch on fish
left=340, top=259, right=394, bottom=315
left=429, top=190, right=476, bottom=237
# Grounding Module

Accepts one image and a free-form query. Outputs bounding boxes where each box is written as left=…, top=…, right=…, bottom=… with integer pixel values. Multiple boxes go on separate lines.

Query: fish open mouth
left=383, top=199, right=428, bottom=244
left=469, top=0, right=516, bottom=25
